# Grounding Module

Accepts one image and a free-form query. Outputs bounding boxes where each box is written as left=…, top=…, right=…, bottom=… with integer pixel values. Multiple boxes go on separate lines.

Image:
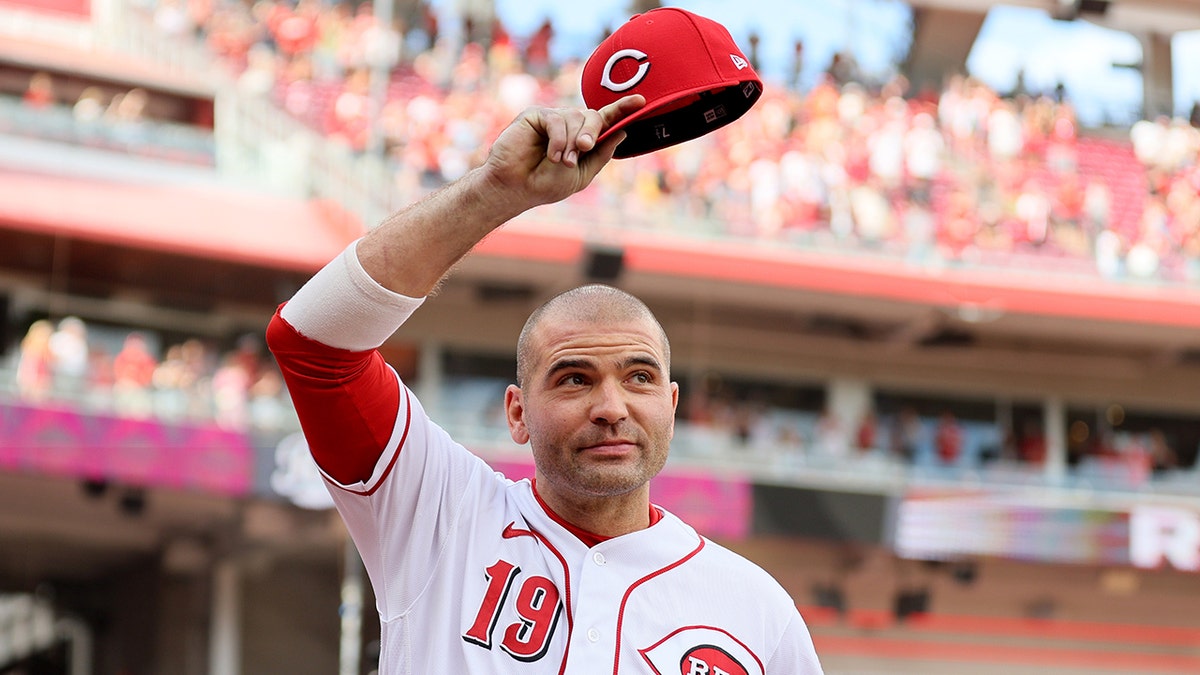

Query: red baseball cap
left=581, top=7, right=763, bottom=159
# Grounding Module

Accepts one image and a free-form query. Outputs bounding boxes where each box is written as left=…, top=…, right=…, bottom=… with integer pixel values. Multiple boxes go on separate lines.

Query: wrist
left=471, top=161, right=541, bottom=220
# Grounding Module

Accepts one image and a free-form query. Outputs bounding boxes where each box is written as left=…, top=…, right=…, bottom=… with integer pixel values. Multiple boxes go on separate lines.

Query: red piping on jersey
left=637, top=624, right=766, bottom=674
left=611, top=538, right=706, bottom=674
left=502, top=522, right=574, bottom=675
left=530, top=480, right=663, bottom=548
left=327, top=385, right=412, bottom=497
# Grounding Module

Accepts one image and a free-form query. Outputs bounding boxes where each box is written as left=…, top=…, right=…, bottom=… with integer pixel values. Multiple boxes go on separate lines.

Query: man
left=267, top=94, right=824, bottom=674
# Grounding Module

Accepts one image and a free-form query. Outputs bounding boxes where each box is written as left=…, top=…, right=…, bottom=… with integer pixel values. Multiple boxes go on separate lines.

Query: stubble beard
left=534, top=425, right=670, bottom=499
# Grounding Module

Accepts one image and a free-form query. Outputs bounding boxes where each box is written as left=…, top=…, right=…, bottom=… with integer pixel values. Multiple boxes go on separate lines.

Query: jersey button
left=592, top=552, right=606, bottom=566
left=587, top=628, right=600, bottom=642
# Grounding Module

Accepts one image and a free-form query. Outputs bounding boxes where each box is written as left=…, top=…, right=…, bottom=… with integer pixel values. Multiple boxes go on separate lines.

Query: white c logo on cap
left=600, top=48, right=650, bottom=92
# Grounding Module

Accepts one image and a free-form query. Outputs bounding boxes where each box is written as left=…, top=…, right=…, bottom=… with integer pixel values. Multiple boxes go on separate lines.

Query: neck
left=533, top=475, right=652, bottom=538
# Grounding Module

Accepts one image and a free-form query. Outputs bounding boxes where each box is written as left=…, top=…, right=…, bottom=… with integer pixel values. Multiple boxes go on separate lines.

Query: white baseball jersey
left=268, top=242, right=824, bottom=675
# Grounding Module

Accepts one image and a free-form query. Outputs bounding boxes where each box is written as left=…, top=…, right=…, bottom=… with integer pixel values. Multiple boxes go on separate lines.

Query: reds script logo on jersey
left=640, top=626, right=763, bottom=675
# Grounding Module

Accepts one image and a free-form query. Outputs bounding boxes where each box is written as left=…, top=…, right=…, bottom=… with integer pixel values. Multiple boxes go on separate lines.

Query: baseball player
left=267, top=94, right=824, bottom=674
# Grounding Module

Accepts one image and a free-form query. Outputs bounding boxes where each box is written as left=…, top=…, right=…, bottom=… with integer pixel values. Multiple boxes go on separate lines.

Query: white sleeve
left=769, top=612, right=825, bottom=674
left=280, top=239, right=425, bottom=351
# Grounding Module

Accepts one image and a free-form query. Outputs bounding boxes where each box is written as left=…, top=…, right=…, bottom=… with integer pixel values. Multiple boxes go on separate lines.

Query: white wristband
left=281, top=239, right=425, bottom=351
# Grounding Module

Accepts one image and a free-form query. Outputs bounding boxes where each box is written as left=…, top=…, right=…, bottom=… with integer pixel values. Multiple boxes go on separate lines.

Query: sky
left=431, top=0, right=1200, bottom=127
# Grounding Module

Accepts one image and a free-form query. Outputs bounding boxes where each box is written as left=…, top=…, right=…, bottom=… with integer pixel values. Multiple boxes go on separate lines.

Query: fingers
left=542, top=107, right=597, bottom=168
left=539, top=108, right=571, bottom=164
left=537, top=95, right=644, bottom=168
left=579, top=130, right=625, bottom=176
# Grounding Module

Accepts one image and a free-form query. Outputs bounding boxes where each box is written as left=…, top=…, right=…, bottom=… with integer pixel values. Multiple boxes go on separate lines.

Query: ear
left=505, top=384, right=530, bottom=444
left=668, top=381, right=680, bottom=440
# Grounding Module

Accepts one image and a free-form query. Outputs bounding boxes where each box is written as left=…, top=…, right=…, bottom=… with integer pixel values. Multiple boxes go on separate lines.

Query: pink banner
left=0, top=401, right=252, bottom=495
left=650, top=468, right=751, bottom=540
left=486, top=456, right=750, bottom=540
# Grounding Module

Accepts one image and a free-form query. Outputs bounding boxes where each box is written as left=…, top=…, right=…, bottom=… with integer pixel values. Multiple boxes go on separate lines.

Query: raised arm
left=267, top=98, right=644, bottom=485
left=358, top=96, right=645, bottom=296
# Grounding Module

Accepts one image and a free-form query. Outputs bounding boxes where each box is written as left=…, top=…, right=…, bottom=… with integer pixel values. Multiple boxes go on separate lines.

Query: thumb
left=598, top=94, right=647, bottom=133
left=579, top=130, right=626, bottom=182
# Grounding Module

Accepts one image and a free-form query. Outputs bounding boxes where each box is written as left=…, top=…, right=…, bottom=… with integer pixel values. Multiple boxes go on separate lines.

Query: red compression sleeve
left=266, top=304, right=400, bottom=485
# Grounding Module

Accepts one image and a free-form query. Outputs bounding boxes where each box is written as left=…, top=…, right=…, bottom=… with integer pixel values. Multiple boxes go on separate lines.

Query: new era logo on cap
left=582, top=7, right=763, bottom=159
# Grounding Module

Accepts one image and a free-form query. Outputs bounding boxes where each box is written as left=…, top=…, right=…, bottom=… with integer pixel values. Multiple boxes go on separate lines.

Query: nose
left=590, top=377, right=629, bottom=426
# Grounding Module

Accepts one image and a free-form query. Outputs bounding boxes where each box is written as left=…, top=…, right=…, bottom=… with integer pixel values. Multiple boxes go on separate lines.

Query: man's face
left=505, top=313, right=678, bottom=502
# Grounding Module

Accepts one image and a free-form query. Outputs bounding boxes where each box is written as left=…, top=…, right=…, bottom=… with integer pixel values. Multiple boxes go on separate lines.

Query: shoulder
left=695, top=537, right=798, bottom=607
left=656, top=511, right=795, bottom=603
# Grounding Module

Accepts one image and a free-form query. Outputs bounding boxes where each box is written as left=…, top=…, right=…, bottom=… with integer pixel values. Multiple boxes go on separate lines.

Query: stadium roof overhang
left=0, top=168, right=362, bottom=274
left=468, top=215, right=1200, bottom=332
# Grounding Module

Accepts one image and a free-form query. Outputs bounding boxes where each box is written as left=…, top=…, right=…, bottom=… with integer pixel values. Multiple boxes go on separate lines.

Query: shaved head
left=516, top=284, right=670, bottom=387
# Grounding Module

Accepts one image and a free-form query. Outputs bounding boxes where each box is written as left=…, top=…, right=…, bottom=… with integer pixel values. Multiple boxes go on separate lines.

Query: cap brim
left=597, top=79, right=762, bottom=159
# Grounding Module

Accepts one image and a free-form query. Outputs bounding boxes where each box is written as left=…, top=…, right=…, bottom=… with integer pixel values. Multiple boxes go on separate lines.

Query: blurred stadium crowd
left=6, top=315, right=295, bottom=432
left=3, top=0, right=1198, bottom=483
left=186, top=0, right=1200, bottom=284
left=12, top=0, right=1200, bottom=283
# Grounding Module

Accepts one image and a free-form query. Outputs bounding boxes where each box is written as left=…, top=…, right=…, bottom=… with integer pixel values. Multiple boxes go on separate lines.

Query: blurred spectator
left=825, top=52, right=859, bottom=87
left=815, top=406, right=845, bottom=458
left=747, top=31, right=762, bottom=72
left=855, top=411, right=879, bottom=454
left=48, top=317, right=89, bottom=400
left=105, top=88, right=150, bottom=146
left=1147, top=428, right=1178, bottom=475
left=203, top=0, right=257, bottom=67
left=1081, top=178, right=1111, bottom=236
left=1130, top=116, right=1167, bottom=168
left=179, top=338, right=215, bottom=420
left=231, top=333, right=263, bottom=381
left=789, top=39, right=804, bottom=91
left=73, top=86, right=108, bottom=127
left=1017, top=420, right=1047, bottom=465
left=112, top=333, right=158, bottom=418
left=311, top=0, right=351, bottom=79
left=16, top=320, right=55, bottom=403
left=212, top=353, right=251, bottom=430
left=1014, top=180, right=1051, bottom=246
left=361, top=8, right=402, bottom=73
left=935, top=411, right=964, bottom=466
left=1094, top=226, right=1124, bottom=278
left=248, top=368, right=288, bottom=431
left=325, top=67, right=371, bottom=151
left=154, top=0, right=193, bottom=37
left=152, top=343, right=192, bottom=421
left=890, top=407, right=921, bottom=462
left=85, top=344, right=115, bottom=411
left=238, top=44, right=279, bottom=97
left=986, top=100, right=1024, bottom=162
left=905, top=111, right=943, bottom=199
left=271, top=0, right=321, bottom=63
left=22, top=71, right=55, bottom=109
left=524, top=18, right=554, bottom=77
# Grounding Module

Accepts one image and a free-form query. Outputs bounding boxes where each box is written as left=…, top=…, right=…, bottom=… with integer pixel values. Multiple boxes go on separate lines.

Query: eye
left=558, top=373, right=587, bottom=387
left=630, top=371, right=653, bottom=384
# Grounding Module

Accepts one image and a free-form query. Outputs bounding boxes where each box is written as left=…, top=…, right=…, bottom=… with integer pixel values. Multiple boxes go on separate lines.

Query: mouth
left=579, top=440, right=639, bottom=457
